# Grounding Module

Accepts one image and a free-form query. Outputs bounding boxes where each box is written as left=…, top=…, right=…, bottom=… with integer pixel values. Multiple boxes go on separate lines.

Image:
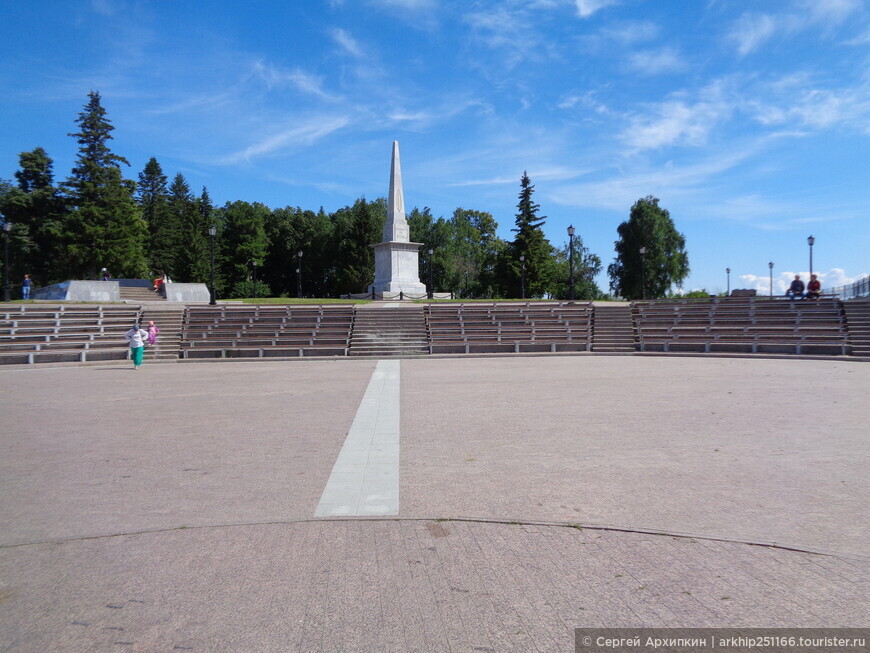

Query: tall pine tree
left=0, top=148, right=66, bottom=285
left=186, top=186, right=215, bottom=285
left=334, top=198, right=385, bottom=294
left=137, top=157, right=171, bottom=275
left=62, top=91, right=146, bottom=279
left=499, top=172, right=554, bottom=298
left=164, top=172, right=195, bottom=279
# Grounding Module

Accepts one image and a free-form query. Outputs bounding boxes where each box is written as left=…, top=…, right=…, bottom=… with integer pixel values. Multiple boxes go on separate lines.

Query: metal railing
left=827, top=275, right=870, bottom=300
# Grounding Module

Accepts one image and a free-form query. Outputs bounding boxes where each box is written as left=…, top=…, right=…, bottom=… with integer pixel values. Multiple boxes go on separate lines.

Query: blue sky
left=1, top=0, right=868, bottom=294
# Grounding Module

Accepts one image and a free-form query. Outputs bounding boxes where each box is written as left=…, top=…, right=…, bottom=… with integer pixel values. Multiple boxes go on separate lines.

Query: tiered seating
left=180, top=305, right=354, bottom=358
left=0, top=304, right=142, bottom=364
left=633, top=297, right=848, bottom=355
left=426, top=302, right=593, bottom=354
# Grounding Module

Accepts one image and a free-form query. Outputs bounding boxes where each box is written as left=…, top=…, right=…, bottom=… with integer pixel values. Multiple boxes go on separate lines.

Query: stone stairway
left=843, top=300, right=870, bottom=356
left=591, top=303, right=637, bottom=352
left=121, top=285, right=165, bottom=302
left=138, top=305, right=185, bottom=361
left=349, top=306, right=429, bottom=357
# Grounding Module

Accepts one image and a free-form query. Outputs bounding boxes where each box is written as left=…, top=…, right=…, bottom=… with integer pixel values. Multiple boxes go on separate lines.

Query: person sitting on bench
left=787, top=275, right=805, bottom=300
left=806, top=274, right=821, bottom=299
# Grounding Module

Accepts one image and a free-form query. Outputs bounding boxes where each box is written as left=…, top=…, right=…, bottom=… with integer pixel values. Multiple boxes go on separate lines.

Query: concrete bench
left=181, top=345, right=348, bottom=359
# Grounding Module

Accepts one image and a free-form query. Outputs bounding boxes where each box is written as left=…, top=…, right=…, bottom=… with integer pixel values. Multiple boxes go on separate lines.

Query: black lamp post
left=567, top=225, right=576, bottom=301
left=639, top=246, right=646, bottom=300
left=726, top=267, right=731, bottom=296
left=519, top=254, right=526, bottom=300
left=3, top=220, right=11, bottom=303
left=252, top=260, right=258, bottom=299
left=296, top=250, right=303, bottom=298
left=807, top=235, right=815, bottom=278
left=208, top=224, right=217, bottom=305
left=768, top=261, right=774, bottom=297
left=427, top=248, right=434, bottom=300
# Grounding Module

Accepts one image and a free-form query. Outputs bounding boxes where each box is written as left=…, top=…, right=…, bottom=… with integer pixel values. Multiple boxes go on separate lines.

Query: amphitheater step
left=591, top=304, right=637, bottom=352
left=121, top=285, right=165, bottom=302
left=349, top=306, right=429, bottom=357
left=843, top=300, right=870, bottom=357
left=138, top=305, right=185, bottom=360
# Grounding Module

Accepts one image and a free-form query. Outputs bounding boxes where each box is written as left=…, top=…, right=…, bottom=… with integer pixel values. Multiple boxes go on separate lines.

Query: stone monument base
left=368, top=241, right=426, bottom=296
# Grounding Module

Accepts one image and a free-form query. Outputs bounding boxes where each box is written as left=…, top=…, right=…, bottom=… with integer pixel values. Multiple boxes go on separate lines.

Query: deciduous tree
left=608, top=195, right=689, bottom=299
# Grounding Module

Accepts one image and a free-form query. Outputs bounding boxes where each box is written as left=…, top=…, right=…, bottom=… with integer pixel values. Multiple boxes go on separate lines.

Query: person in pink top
left=147, top=320, right=160, bottom=346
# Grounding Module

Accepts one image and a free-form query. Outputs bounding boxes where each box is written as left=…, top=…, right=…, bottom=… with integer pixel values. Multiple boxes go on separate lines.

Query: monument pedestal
left=369, top=241, right=427, bottom=295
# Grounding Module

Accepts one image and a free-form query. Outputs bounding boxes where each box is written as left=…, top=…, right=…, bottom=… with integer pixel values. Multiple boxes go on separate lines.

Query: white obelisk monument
left=368, top=141, right=427, bottom=297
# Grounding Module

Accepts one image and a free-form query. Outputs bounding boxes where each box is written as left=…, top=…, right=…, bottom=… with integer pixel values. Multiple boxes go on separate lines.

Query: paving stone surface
left=400, top=356, right=869, bottom=557
left=0, top=356, right=867, bottom=652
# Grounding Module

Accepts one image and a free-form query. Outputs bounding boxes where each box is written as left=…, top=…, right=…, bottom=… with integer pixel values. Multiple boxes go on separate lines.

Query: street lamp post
left=639, top=246, right=646, bottom=300
left=808, top=235, right=815, bottom=278
left=519, top=254, right=526, bottom=300
left=252, top=260, right=258, bottom=300
left=2, top=220, right=11, bottom=302
left=768, top=261, right=774, bottom=297
left=427, top=248, right=434, bottom=300
left=567, top=225, right=576, bottom=301
left=208, top=224, right=217, bottom=305
left=726, top=267, right=731, bottom=297
left=296, top=250, right=303, bottom=298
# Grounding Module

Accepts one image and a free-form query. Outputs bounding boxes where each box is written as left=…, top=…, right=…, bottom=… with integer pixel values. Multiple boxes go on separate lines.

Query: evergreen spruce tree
left=62, top=91, right=146, bottom=279
left=164, top=173, right=197, bottom=280
left=499, top=172, right=554, bottom=297
left=137, top=157, right=170, bottom=274
left=188, top=187, right=215, bottom=284
left=334, top=198, right=385, bottom=294
left=0, top=148, right=66, bottom=285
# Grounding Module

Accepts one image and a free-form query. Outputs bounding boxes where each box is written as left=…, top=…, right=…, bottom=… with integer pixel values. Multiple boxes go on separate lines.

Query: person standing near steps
left=147, top=320, right=159, bottom=346
left=124, top=323, right=149, bottom=370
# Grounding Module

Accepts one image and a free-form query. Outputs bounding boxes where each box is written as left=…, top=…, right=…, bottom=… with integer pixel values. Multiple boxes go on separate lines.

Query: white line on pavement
left=314, top=359, right=400, bottom=517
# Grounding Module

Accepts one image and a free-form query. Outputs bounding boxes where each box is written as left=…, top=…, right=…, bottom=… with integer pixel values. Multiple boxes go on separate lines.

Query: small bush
left=230, top=280, right=272, bottom=299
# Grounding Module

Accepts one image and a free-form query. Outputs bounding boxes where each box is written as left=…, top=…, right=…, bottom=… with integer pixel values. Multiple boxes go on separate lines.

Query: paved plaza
left=0, top=355, right=867, bottom=651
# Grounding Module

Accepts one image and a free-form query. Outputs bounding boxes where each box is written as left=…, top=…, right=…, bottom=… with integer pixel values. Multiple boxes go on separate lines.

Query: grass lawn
left=231, top=297, right=372, bottom=305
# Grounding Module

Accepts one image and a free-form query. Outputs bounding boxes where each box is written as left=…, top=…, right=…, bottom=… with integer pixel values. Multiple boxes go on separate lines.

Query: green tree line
left=0, top=92, right=689, bottom=300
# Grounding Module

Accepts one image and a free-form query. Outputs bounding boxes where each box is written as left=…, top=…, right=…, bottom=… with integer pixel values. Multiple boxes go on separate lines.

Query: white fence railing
left=827, top=275, right=870, bottom=300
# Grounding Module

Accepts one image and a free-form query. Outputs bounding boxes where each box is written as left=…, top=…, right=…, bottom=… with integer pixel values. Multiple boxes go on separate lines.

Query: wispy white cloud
left=599, top=20, right=659, bottom=44
left=450, top=165, right=587, bottom=187
left=549, top=145, right=758, bottom=212
left=799, top=0, right=862, bottom=24
left=727, top=0, right=862, bottom=55
left=747, top=76, right=870, bottom=134
left=574, top=0, right=620, bottom=18
left=843, top=27, right=870, bottom=45
left=558, top=91, right=610, bottom=114
left=463, top=6, right=552, bottom=68
left=90, top=0, right=117, bottom=16
left=330, top=28, right=364, bottom=58
left=252, top=61, right=342, bottom=102
left=620, top=87, right=733, bottom=151
left=369, top=0, right=435, bottom=9
left=366, top=0, right=439, bottom=29
left=626, top=47, right=688, bottom=75
left=219, top=116, right=350, bottom=165
left=727, top=13, right=778, bottom=56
